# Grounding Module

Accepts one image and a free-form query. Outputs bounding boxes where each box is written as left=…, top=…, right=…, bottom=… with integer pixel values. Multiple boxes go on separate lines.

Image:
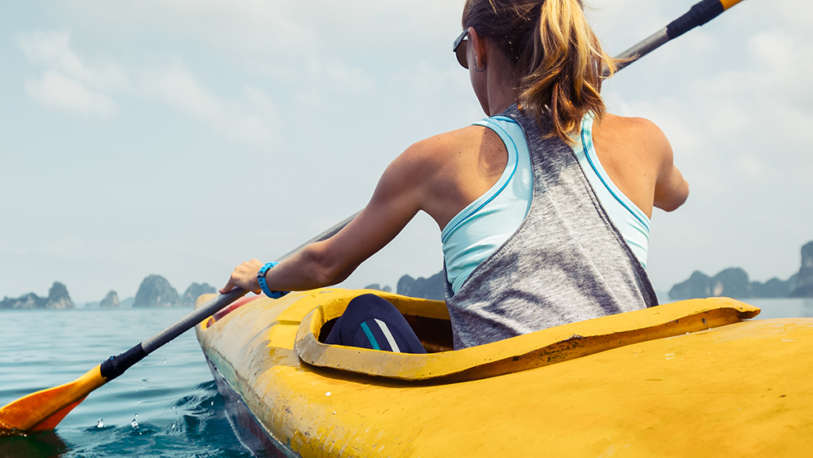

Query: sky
left=0, top=0, right=810, bottom=303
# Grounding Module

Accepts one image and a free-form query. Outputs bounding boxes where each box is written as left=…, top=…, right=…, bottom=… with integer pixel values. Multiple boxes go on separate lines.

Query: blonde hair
left=462, top=0, right=618, bottom=143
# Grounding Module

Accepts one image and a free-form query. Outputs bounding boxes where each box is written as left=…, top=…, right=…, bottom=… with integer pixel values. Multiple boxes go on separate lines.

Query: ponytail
left=463, top=0, right=617, bottom=144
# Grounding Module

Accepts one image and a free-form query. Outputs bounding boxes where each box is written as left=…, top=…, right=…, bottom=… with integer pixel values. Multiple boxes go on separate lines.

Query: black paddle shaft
left=100, top=213, right=357, bottom=381
left=98, top=0, right=742, bottom=382
left=100, top=288, right=246, bottom=380
left=614, top=0, right=733, bottom=73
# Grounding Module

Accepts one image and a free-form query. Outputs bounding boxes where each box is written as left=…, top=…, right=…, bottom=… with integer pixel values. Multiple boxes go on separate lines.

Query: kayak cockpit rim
left=293, top=292, right=760, bottom=383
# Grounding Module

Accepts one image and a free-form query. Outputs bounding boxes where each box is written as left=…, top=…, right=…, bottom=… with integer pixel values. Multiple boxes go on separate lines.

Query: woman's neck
left=485, top=54, right=519, bottom=116
left=486, top=83, right=517, bottom=116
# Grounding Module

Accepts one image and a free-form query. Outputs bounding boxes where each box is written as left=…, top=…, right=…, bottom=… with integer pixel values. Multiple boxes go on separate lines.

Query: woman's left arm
left=220, top=140, right=439, bottom=294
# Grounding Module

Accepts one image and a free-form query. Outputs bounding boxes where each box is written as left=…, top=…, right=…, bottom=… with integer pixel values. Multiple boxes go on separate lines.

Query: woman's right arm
left=220, top=137, right=445, bottom=295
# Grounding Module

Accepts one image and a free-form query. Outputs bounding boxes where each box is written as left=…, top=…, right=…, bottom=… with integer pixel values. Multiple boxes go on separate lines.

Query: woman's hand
left=220, top=259, right=263, bottom=294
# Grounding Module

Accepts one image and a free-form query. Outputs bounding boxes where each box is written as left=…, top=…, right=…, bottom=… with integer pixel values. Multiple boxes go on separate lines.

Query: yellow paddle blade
left=721, top=0, right=744, bottom=10
left=0, top=365, right=107, bottom=434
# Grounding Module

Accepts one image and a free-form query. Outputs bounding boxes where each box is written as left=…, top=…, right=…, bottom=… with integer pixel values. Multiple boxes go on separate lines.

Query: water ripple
left=0, top=308, right=250, bottom=456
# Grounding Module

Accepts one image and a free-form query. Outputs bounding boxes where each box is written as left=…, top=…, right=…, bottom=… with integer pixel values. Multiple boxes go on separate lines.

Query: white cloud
left=58, top=1, right=315, bottom=61
left=19, top=30, right=128, bottom=90
left=62, top=0, right=463, bottom=53
left=18, top=29, right=279, bottom=147
left=19, top=31, right=126, bottom=118
left=144, top=66, right=278, bottom=148
left=305, top=57, right=376, bottom=95
left=24, top=70, right=116, bottom=118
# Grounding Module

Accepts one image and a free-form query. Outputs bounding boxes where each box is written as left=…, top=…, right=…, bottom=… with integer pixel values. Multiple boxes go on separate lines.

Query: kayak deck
left=195, top=289, right=813, bottom=456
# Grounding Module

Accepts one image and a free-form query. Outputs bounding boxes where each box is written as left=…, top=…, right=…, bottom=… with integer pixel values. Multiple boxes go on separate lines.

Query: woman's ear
left=468, top=26, right=487, bottom=72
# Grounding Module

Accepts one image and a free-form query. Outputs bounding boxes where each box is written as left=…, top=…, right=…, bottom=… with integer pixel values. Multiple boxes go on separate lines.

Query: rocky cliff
left=668, top=268, right=797, bottom=300
left=790, top=242, right=813, bottom=297
left=100, top=290, right=120, bottom=308
left=0, top=282, right=74, bottom=309
left=46, top=282, right=74, bottom=309
left=712, top=268, right=752, bottom=297
left=668, top=271, right=715, bottom=299
left=180, top=282, right=217, bottom=306
left=750, top=275, right=797, bottom=298
left=669, top=240, right=813, bottom=300
left=364, top=284, right=392, bottom=293
left=133, top=275, right=179, bottom=307
left=397, top=271, right=445, bottom=300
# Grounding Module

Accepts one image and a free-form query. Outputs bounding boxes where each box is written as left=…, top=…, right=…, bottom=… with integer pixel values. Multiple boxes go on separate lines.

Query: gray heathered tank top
left=445, top=105, right=658, bottom=349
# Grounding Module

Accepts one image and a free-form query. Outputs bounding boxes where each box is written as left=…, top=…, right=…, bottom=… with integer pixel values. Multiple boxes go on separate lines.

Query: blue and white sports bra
left=442, top=113, right=651, bottom=294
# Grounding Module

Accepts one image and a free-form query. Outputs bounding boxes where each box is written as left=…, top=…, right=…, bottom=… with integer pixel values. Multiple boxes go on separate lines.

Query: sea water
left=0, top=308, right=248, bottom=457
left=1, top=298, right=811, bottom=457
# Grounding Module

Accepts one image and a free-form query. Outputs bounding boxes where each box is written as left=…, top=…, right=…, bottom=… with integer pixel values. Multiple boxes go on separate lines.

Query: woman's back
left=431, top=105, right=659, bottom=348
left=439, top=109, right=670, bottom=295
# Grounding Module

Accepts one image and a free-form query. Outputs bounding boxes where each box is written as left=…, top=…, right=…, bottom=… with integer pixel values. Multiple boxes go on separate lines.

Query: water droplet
left=96, top=418, right=104, bottom=428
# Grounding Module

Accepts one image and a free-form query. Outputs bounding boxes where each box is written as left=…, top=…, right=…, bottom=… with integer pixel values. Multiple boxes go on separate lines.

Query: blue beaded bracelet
left=257, top=262, right=288, bottom=299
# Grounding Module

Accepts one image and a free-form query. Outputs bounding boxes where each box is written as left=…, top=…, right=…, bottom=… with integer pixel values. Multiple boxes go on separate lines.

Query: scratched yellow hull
left=194, top=289, right=813, bottom=456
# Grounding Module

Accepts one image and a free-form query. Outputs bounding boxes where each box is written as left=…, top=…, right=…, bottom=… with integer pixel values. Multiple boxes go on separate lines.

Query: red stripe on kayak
left=212, top=296, right=261, bottom=322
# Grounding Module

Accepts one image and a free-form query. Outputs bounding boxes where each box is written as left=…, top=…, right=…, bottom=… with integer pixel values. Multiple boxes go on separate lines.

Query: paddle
left=0, top=213, right=354, bottom=434
left=612, top=0, right=744, bottom=73
left=0, top=0, right=744, bottom=434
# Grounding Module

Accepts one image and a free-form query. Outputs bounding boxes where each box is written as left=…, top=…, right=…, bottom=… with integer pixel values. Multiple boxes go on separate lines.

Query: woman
left=220, top=0, right=689, bottom=351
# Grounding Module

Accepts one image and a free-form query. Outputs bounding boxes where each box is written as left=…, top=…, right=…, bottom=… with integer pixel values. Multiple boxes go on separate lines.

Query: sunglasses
left=453, top=29, right=470, bottom=69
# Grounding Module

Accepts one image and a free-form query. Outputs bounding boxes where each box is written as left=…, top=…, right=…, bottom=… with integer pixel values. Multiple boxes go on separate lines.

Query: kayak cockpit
left=291, top=290, right=760, bottom=382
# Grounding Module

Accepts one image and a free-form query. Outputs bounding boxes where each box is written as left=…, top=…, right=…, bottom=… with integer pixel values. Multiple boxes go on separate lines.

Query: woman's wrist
left=257, top=262, right=289, bottom=299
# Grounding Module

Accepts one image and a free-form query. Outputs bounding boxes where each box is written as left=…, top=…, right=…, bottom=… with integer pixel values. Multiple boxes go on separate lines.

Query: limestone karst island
left=0, top=275, right=216, bottom=309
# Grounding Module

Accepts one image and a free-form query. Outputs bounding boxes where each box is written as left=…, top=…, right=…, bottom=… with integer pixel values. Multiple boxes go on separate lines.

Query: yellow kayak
left=194, top=288, right=813, bottom=456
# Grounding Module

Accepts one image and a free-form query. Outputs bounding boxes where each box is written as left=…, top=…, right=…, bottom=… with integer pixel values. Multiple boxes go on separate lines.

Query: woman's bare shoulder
left=378, top=125, right=488, bottom=193
left=598, top=113, right=671, bottom=159
left=403, top=125, right=487, bottom=157
left=597, top=112, right=687, bottom=212
left=394, top=125, right=490, bottom=175
left=385, top=124, right=499, bottom=226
